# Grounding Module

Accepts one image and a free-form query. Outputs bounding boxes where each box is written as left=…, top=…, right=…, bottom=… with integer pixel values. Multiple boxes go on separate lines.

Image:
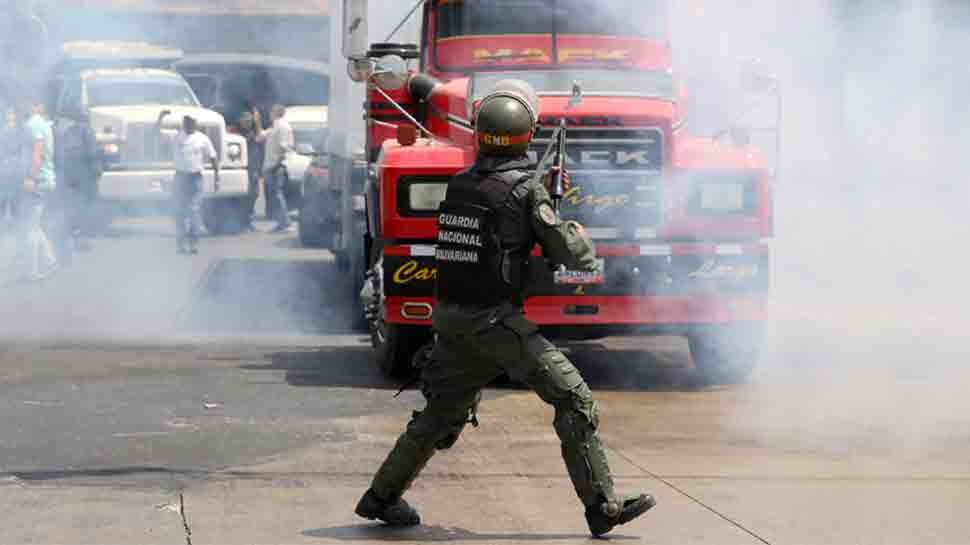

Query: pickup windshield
left=435, top=0, right=668, bottom=40
left=87, top=77, right=199, bottom=108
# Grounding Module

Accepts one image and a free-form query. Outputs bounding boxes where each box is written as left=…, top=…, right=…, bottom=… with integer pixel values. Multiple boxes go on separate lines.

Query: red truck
left=343, top=0, right=777, bottom=384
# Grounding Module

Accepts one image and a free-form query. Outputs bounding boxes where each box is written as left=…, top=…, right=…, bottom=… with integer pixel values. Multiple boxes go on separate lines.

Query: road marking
left=112, top=432, right=170, bottom=438
left=22, top=400, right=64, bottom=407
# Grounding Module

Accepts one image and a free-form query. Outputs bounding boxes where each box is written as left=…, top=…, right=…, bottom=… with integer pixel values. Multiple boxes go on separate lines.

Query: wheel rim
left=369, top=258, right=387, bottom=346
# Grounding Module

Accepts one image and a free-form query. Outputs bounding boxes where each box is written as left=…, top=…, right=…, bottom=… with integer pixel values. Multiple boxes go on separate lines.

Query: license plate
left=554, top=258, right=606, bottom=285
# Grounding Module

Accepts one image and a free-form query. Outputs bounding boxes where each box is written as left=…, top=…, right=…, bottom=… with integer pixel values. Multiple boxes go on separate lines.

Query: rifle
left=550, top=118, right=567, bottom=212
left=532, top=121, right=567, bottom=212
left=532, top=81, right=581, bottom=212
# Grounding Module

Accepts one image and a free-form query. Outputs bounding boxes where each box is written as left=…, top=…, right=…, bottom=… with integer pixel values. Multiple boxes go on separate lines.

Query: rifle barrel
left=551, top=119, right=567, bottom=211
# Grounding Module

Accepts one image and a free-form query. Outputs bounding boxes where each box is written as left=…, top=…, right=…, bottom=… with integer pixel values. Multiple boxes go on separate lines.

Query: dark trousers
left=265, top=169, right=290, bottom=228
left=173, top=172, right=203, bottom=247
left=50, top=184, right=82, bottom=266
left=368, top=307, right=616, bottom=509
left=0, top=189, right=16, bottom=230
left=246, top=168, right=260, bottom=223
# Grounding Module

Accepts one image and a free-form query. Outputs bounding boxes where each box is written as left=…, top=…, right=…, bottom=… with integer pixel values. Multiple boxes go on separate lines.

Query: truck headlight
left=688, top=173, right=757, bottom=215
left=103, top=142, right=120, bottom=155
left=407, top=182, right=448, bottom=212
left=397, top=176, right=452, bottom=215
left=700, top=182, right=745, bottom=211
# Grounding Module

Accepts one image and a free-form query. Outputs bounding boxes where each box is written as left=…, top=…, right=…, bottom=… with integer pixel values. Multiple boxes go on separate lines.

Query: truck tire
left=371, top=322, right=430, bottom=379
left=203, top=197, right=246, bottom=235
left=365, top=243, right=428, bottom=377
left=687, top=323, right=764, bottom=385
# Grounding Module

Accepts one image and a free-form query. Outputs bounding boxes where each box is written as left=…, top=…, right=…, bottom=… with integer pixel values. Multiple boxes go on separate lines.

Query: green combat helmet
left=474, top=79, right=540, bottom=157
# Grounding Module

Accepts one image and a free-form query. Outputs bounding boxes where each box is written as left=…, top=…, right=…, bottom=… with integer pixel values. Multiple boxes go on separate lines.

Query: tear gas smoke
left=671, top=0, right=970, bottom=458
left=0, top=3, right=340, bottom=344
left=2, top=1, right=968, bottom=464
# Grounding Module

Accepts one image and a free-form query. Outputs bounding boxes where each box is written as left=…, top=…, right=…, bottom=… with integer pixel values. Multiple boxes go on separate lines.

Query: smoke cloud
left=2, top=1, right=968, bottom=465
left=671, top=0, right=970, bottom=458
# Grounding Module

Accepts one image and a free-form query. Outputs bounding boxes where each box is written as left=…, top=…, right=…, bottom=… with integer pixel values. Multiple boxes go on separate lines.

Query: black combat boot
left=585, top=494, right=656, bottom=537
left=354, top=488, right=421, bottom=527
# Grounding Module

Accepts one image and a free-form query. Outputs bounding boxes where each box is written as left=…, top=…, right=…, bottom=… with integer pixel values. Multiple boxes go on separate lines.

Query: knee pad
left=553, top=393, right=600, bottom=447
left=407, top=404, right=478, bottom=452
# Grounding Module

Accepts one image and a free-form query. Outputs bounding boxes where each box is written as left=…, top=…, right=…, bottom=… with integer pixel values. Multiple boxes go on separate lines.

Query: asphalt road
left=1, top=215, right=968, bottom=544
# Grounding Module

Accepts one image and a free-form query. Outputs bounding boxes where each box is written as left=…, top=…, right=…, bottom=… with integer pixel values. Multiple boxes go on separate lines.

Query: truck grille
left=532, top=127, right=664, bottom=172
left=530, top=126, right=665, bottom=239
left=124, top=123, right=222, bottom=165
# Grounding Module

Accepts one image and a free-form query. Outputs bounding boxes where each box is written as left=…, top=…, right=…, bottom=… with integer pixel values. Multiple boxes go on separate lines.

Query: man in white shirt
left=158, top=112, right=219, bottom=254
left=258, top=104, right=293, bottom=233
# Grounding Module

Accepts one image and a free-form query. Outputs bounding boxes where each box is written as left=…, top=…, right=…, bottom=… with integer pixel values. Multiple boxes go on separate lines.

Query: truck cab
left=338, top=0, right=777, bottom=384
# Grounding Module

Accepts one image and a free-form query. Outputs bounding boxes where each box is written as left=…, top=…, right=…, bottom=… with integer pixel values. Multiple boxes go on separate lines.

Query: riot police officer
left=355, top=80, right=655, bottom=537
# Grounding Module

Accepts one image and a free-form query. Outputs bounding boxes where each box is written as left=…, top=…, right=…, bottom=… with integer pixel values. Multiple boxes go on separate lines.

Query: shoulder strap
left=490, top=169, right=532, bottom=187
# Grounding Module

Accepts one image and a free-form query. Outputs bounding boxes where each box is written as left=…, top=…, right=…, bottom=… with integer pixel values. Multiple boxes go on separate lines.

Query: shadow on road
left=273, top=236, right=303, bottom=248
left=99, top=221, right=174, bottom=240
left=243, top=346, right=399, bottom=390
left=304, top=524, right=637, bottom=542
left=561, top=339, right=704, bottom=392
left=251, top=337, right=705, bottom=393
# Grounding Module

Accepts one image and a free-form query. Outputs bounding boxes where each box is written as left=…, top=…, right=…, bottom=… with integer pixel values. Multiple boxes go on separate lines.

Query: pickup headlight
left=397, top=176, right=450, bottom=215
left=101, top=141, right=122, bottom=165
left=687, top=173, right=758, bottom=215
left=227, top=142, right=242, bottom=162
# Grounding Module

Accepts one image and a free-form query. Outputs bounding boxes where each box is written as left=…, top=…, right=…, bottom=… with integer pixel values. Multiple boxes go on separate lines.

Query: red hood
left=536, top=96, right=674, bottom=128
left=421, top=77, right=678, bottom=151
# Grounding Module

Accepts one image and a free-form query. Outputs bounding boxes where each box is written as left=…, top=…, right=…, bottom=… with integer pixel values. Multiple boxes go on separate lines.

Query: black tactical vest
left=435, top=169, right=531, bottom=307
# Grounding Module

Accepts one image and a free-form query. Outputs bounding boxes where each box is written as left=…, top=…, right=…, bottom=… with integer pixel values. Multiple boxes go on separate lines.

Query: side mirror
left=342, top=0, right=369, bottom=60
left=347, top=58, right=374, bottom=83
left=372, top=54, right=409, bottom=91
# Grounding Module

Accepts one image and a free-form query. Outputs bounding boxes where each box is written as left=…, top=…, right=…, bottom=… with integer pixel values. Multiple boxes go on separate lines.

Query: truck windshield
left=87, top=77, right=199, bottom=108
left=435, top=0, right=668, bottom=40
left=471, top=69, right=675, bottom=103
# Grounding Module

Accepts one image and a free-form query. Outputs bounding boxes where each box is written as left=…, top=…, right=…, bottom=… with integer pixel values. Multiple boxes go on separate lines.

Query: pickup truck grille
left=124, top=123, right=222, bottom=165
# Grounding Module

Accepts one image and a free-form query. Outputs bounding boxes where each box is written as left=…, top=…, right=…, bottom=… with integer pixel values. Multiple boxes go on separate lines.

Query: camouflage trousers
left=369, top=307, right=616, bottom=508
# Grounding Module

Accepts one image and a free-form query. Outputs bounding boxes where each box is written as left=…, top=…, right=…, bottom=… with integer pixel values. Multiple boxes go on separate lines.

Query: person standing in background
left=18, top=96, right=58, bottom=281
left=0, top=108, right=20, bottom=232
left=158, top=111, right=219, bottom=254
left=52, top=109, right=100, bottom=266
left=237, top=111, right=264, bottom=231
left=259, top=104, right=293, bottom=233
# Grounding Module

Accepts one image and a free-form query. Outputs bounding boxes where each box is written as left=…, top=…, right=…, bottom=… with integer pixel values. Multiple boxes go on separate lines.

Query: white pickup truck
left=53, top=66, right=251, bottom=233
